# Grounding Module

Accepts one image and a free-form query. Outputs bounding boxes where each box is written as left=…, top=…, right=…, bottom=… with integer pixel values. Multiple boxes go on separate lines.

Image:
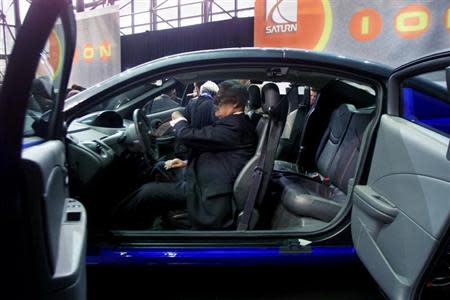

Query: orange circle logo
left=349, top=8, right=382, bottom=42
left=254, top=0, right=332, bottom=51
left=395, top=4, right=431, bottom=39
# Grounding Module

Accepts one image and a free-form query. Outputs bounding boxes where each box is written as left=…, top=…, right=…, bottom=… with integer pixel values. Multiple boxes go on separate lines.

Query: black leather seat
left=164, top=83, right=288, bottom=230
left=234, top=83, right=288, bottom=229
left=247, top=84, right=262, bottom=125
left=272, top=104, right=374, bottom=229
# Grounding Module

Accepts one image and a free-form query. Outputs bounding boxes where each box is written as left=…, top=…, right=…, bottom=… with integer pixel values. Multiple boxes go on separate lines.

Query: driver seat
left=162, top=119, right=269, bottom=230
left=163, top=84, right=287, bottom=230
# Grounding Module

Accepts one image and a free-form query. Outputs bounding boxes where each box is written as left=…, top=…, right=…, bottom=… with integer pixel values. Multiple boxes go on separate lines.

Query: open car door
left=0, top=1, right=84, bottom=299
left=351, top=51, right=450, bottom=299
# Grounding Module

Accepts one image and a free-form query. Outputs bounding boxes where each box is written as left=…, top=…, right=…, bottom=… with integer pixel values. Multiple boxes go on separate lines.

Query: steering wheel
left=133, top=108, right=159, bottom=163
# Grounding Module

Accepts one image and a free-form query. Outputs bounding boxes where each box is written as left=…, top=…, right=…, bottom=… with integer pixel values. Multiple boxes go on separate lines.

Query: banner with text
left=71, top=6, right=120, bottom=88
left=49, top=6, right=120, bottom=89
left=254, top=0, right=450, bottom=66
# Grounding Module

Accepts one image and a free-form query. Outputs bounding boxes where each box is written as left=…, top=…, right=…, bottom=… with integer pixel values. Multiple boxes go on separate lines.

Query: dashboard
left=66, top=109, right=178, bottom=192
left=66, top=111, right=131, bottom=189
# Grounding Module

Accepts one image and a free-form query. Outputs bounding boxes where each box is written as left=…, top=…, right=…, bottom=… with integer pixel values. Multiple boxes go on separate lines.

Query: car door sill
left=88, top=222, right=352, bottom=248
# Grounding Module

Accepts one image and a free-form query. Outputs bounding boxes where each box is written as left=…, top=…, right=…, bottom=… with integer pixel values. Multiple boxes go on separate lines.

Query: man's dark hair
left=71, top=84, right=86, bottom=91
left=216, top=80, right=249, bottom=109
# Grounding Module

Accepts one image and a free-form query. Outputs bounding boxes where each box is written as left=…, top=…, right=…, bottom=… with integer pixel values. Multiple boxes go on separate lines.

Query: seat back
left=327, top=106, right=374, bottom=193
left=233, top=116, right=269, bottom=211
left=315, top=104, right=355, bottom=176
left=278, top=87, right=310, bottom=161
left=233, top=83, right=288, bottom=228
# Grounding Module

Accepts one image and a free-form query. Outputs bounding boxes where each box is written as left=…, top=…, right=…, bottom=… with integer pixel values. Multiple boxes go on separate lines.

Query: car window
left=149, top=94, right=181, bottom=114
left=87, top=81, right=159, bottom=113
left=23, top=17, right=65, bottom=139
left=401, top=68, right=450, bottom=136
left=85, top=80, right=182, bottom=115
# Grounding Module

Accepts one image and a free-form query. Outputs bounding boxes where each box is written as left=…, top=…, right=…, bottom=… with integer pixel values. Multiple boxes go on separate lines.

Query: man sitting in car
left=183, top=80, right=219, bottom=129
left=156, top=80, right=219, bottom=181
left=112, top=80, right=257, bottom=230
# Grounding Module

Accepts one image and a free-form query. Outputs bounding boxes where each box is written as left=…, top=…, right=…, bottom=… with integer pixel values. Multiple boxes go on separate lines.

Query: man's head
left=200, top=81, right=219, bottom=98
left=214, top=80, right=248, bottom=119
left=193, top=81, right=205, bottom=97
left=310, top=87, right=318, bottom=106
left=71, top=84, right=86, bottom=92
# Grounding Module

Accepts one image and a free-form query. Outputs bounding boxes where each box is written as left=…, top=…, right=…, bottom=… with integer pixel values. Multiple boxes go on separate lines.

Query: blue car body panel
left=87, top=246, right=358, bottom=266
left=22, top=137, right=45, bottom=149
left=46, top=48, right=448, bottom=267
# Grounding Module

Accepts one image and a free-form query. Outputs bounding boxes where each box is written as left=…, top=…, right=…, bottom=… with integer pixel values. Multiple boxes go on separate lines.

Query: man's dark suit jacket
left=183, top=94, right=217, bottom=129
left=173, top=113, right=257, bottom=229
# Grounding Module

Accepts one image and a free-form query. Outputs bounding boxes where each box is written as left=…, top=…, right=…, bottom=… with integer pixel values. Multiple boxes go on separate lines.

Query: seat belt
left=288, top=92, right=310, bottom=161
left=295, top=90, right=316, bottom=170
left=238, top=91, right=288, bottom=230
left=238, top=117, right=286, bottom=230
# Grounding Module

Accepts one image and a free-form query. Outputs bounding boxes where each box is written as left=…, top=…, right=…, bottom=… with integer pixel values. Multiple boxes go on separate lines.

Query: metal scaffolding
left=79, top=0, right=254, bottom=35
left=0, top=0, right=23, bottom=82
left=0, top=0, right=254, bottom=81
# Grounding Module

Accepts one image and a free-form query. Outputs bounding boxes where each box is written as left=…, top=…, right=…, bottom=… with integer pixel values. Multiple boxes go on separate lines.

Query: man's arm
left=173, top=119, right=242, bottom=152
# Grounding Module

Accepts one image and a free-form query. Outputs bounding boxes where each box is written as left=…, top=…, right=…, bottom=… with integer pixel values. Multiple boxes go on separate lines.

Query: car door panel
left=352, top=115, right=450, bottom=299
left=0, top=0, right=84, bottom=298
left=22, top=140, right=87, bottom=294
left=22, top=141, right=66, bottom=271
left=52, top=197, right=86, bottom=291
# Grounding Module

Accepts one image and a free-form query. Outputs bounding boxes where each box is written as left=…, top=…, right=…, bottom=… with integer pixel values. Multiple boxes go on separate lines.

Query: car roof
left=65, top=47, right=392, bottom=112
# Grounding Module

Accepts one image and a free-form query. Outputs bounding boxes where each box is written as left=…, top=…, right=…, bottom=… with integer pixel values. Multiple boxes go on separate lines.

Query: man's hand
left=171, top=111, right=183, bottom=121
left=164, top=158, right=187, bottom=170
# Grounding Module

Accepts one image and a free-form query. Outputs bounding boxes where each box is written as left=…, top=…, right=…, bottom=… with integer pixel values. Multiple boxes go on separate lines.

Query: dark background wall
left=121, top=17, right=254, bottom=70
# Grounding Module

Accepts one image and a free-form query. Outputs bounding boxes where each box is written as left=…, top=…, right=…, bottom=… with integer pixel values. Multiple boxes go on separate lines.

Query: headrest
left=262, top=83, right=284, bottom=118
left=31, top=76, right=53, bottom=99
left=247, top=84, right=261, bottom=110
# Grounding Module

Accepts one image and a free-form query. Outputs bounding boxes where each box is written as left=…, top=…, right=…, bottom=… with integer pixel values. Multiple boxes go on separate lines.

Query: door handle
left=354, top=185, right=399, bottom=224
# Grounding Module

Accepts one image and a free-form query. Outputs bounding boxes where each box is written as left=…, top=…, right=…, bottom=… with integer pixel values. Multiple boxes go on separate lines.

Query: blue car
left=2, top=1, right=450, bottom=299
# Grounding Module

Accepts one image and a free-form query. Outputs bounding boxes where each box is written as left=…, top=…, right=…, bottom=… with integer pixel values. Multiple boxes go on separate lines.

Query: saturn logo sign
left=255, top=0, right=332, bottom=50
left=265, top=0, right=298, bottom=34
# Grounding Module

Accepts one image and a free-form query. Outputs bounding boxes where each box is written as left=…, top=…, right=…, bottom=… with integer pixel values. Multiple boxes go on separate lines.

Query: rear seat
left=271, top=104, right=374, bottom=229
